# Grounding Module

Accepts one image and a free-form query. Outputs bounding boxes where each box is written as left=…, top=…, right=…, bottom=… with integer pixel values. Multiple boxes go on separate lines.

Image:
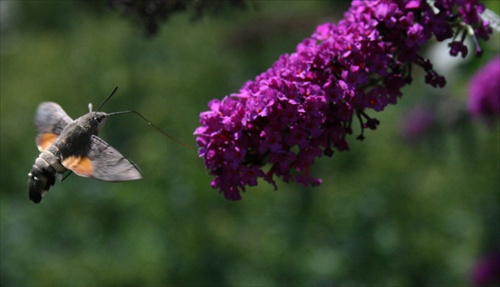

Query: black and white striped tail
left=28, top=151, right=64, bottom=203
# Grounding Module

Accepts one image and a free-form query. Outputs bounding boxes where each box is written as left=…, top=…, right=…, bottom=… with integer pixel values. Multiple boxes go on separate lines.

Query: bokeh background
left=1, top=1, right=499, bottom=286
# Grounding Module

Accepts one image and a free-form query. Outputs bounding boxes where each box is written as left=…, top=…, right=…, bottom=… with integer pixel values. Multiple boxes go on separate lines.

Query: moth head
left=78, top=111, right=108, bottom=134
left=92, top=111, right=108, bottom=131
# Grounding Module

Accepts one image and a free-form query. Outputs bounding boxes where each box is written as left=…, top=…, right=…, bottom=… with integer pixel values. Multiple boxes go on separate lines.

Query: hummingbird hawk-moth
left=28, top=88, right=143, bottom=203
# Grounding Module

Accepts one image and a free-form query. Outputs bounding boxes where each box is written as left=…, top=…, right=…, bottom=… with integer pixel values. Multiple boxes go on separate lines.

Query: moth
left=28, top=87, right=143, bottom=203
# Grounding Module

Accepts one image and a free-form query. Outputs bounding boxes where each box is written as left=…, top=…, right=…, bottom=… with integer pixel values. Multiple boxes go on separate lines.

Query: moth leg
left=60, top=170, right=73, bottom=182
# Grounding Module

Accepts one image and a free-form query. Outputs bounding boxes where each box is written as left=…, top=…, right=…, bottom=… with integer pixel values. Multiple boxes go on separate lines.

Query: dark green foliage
left=109, top=0, right=248, bottom=36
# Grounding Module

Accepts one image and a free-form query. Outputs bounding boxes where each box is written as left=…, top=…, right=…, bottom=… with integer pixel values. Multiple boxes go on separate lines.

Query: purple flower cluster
left=468, top=56, right=500, bottom=125
left=471, top=251, right=500, bottom=287
left=195, top=0, right=493, bottom=200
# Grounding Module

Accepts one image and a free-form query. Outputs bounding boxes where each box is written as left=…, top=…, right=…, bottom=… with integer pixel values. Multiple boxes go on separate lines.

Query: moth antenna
left=107, top=110, right=193, bottom=148
left=96, top=86, right=119, bottom=111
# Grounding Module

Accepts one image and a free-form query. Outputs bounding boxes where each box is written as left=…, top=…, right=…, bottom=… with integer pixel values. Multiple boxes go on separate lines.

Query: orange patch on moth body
left=37, top=133, right=59, bottom=151
left=62, top=156, right=93, bottom=177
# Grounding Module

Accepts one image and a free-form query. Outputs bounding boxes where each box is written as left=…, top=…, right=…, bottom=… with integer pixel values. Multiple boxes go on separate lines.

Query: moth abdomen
left=28, top=166, right=56, bottom=204
left=28, top=151, right=66, bottom=203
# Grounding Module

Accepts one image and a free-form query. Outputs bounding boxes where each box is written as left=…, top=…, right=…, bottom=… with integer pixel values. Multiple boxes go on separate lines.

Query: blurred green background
left=1, top=1, right=498, bottom=286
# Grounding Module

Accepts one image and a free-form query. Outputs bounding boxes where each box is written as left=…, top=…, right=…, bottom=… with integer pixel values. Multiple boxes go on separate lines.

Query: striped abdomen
left=28, top=146, right=67, bottom=203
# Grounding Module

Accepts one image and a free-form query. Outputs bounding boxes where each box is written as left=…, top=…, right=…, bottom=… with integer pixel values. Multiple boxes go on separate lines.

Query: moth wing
left=62, top=135, right=142, bottom=181
left=35, top=102, right=73, bottom=151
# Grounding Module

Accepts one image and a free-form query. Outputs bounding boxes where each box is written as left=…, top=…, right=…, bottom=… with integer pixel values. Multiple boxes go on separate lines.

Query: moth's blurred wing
left=62, top=135, right=142, bottom=181
left=35, top=102, right=73, bottom=151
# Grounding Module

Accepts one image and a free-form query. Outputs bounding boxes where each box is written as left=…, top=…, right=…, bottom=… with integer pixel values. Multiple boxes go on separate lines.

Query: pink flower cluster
left=195, top=0, right=492, bottom=200
left=468, top=56, right=500, bottom=125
